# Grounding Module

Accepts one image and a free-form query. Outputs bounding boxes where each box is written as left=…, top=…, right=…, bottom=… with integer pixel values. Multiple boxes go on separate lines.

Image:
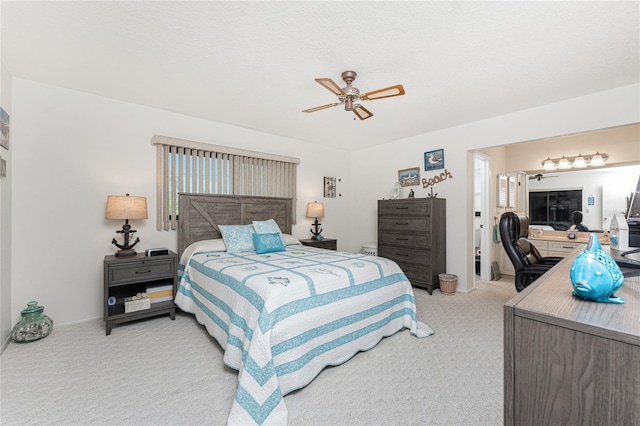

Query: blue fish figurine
left=570, top=233, right=624, bottom=304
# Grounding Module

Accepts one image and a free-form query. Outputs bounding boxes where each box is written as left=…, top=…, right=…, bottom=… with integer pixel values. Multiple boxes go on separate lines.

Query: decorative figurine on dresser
left=378, top=198, right=446, bottom=294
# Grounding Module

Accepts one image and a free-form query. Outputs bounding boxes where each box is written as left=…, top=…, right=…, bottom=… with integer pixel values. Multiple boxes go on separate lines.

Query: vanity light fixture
left=572, top=154, right=587, bottom=168
left=540, top=152, right=608, bottom=170
left=589, top=152, right=605, bottom=167
left=543, top=157, right=556, bottom=170
left=557, top=156, right=571, bottom=169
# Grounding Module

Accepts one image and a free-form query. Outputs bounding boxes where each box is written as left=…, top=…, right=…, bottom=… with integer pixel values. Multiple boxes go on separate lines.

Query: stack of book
left=145, top=284, right=174, bottom=304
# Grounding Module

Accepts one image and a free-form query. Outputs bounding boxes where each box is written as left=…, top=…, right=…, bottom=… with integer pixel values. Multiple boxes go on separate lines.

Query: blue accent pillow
left=218, top=224, right=255, bottom=253
left=252, top=232, right=286, bottom=254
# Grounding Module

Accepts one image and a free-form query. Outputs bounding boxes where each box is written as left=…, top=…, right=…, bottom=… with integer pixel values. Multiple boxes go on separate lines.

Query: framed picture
left=324, top=176, right=336, bottom=198
left=424, top=149, right=444, bottom=171
left=0, top=107, right=9, bottom=150
left=0, top=157, right=6, bottom=178
left=398, top=167, right=420, bottom=187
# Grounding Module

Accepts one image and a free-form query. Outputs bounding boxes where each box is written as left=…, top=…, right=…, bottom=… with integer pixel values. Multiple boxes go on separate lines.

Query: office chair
left=500, top=212, right=563, bottom=292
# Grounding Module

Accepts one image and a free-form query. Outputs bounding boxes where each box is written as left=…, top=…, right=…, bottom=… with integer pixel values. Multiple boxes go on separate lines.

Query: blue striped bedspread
left=175, top=241, right=434, bottom=425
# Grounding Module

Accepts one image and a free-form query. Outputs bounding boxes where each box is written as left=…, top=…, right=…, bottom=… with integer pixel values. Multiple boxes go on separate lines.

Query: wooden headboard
left=178, top=194, right=293, bottom=256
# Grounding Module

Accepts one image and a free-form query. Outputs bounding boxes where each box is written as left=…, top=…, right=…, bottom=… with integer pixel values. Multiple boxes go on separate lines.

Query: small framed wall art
left=424, top=149, right=444, bottom=171
left=0, top=107, right=9, bottom=150
left=398, top=167, right=420, bottom=187
left=324, top=176, right=336, bottom=198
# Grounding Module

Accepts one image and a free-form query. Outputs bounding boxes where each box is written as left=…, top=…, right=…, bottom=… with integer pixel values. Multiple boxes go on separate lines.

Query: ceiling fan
left=302, top=71, right=405, bottom=120
left=529, top=173, right=559, bottom=181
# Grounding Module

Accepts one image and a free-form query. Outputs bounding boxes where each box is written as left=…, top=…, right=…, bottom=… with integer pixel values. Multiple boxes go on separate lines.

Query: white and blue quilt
left=175, top=240, right=434, bottom=425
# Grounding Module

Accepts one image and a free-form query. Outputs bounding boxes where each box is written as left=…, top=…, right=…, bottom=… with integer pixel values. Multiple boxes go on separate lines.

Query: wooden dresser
left=504, top=249, right=640, bottom=425
left=377, top=198, right=446, bottom=294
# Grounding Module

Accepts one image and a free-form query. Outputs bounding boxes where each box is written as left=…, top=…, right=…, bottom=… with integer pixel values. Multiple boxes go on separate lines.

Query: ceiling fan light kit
left=302, top=70, right=405, bottom=120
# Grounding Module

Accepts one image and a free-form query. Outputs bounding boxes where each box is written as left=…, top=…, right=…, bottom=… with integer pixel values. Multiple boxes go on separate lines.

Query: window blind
left=152, top=135, right=299, bottom=230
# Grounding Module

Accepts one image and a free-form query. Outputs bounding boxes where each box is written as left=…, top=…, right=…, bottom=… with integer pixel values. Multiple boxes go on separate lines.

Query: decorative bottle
left=11, top=301, right=54, bottom=343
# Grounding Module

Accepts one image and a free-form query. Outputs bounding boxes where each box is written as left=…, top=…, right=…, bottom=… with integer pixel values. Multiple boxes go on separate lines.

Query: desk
left=504, top=248, right=640, bottom=425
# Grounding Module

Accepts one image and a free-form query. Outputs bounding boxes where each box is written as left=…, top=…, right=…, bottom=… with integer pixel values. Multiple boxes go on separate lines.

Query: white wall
left=7, top=79, right=640, bottom=329
left=350, top=84, right=640, bottom=292
left=10, top=78, right=353, bottom=326
left=1, top=61, right=13, bottom=348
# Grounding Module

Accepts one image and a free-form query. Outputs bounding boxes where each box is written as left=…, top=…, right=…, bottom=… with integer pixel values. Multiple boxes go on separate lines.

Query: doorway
left=474, top=153, right=492, bottom=282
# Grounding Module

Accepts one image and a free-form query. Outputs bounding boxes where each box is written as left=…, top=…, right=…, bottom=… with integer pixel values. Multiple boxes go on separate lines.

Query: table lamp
left=106, top=194, right=148, bottom=256
left=306, top=202, right=324, bottom=239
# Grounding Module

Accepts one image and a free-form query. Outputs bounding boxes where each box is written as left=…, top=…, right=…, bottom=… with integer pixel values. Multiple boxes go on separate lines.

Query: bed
left=175, top=194, right=434, bottom=425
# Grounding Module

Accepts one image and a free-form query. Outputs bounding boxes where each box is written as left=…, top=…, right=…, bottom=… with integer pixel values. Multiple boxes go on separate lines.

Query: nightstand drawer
left=108, top=259, right=174, bottom=285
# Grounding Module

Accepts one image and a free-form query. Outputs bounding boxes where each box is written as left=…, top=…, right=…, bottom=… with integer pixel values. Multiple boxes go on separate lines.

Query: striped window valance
left=152, top=135, right=299, bottom=230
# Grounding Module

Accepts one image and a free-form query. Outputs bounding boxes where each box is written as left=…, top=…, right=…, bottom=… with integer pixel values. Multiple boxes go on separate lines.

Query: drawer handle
left=396, top=253, right=409, bottom=257
left=561, top=246, right=574, bottom=249
left=395, top=207, right=409, bottom=210
left=135, top=269, right=152, bottom=274
left=395, top=222, right=409, bottom=226
left=396, top=237, right=409, bottom=241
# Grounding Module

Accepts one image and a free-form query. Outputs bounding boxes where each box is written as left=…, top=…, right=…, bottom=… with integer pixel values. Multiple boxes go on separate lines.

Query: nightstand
left=103, top=251, right=178, bottom=335
left=299, top=238, right=337, bottom=251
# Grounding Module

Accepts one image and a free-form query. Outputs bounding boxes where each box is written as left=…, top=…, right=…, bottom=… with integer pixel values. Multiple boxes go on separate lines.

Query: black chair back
left=500, top=212, right=562, bottom=292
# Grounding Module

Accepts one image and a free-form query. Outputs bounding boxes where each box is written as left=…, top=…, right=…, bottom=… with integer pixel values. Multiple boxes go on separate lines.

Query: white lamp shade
left=543, top=158, right=556, bottom=170
left=590, top=153, right=604, bottom=166
left=572, top=155, right=586, bottom=168
left=306, top=202, right=325, bottom=218
left=557, top=156, right=571, bottom=169
left=106, top=195, right=148, bottom=220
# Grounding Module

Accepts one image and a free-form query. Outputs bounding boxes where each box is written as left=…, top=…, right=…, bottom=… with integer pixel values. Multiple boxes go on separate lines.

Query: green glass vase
left=11, top=301, right=53, bottom=343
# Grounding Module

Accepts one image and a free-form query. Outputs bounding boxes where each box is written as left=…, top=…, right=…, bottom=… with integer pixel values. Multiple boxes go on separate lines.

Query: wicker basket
left=438, top=273, right=458, bottom=296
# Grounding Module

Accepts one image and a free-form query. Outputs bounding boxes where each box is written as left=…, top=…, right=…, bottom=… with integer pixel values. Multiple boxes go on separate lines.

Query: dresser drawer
left=397, top=263, right=432, bottom=287
left=107, top=259, right=175, bottom=285
left=378, top=200, right=430, bottom=216
left=379, top=217, right=429, bottom=232
left=548, top=241, right=582, bottom=256
left=378, top=246, right=429, bottom=265
left=379, top=232, right=429, bottom=247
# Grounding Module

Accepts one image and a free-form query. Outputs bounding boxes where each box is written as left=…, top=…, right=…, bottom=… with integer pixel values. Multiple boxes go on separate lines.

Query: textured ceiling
left=2, top=1, right=639, bottom=151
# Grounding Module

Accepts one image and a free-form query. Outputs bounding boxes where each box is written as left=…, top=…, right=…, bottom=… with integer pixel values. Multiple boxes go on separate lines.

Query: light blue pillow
left=253, top=219, right=282, bottom=234
left=252, top=232, right=286, bottom=254
left=253, top=219, right=285, bottom=244
left=218, top=224, right=255, bottom=253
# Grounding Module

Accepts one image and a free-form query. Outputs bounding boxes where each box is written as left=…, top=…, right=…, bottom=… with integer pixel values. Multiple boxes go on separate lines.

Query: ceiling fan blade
left=353, top=104, right=373, bottom=120
left=302, top=103, right=341, bottom=113
left=361, top=84, right=405, bottom=101
left=315, top=78, right=345, bottom=96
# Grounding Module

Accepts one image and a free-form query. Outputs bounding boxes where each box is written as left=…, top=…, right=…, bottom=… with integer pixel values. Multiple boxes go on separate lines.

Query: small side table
left=103, top=251, right=178, bottom=335
left=300, top=238, right=337, bottom=251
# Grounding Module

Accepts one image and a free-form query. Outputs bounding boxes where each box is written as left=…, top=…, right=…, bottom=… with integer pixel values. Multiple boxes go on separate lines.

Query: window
left=529, top=190, right=582, bottom=230
left=152, top=135, right=299, bottom=230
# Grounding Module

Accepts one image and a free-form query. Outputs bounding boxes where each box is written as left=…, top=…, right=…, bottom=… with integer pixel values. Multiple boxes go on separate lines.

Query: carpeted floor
left=1, top=278, right=517, bottom=425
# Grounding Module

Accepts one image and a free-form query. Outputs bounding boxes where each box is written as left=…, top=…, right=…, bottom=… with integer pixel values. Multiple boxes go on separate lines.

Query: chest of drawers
left=378, top=198, right=446, bottom=294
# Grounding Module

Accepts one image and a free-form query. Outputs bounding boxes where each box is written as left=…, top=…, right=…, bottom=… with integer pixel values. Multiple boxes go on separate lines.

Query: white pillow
left=282, top=234, right=302, bottom=246
left=218, top=224, right=256, bottom=253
